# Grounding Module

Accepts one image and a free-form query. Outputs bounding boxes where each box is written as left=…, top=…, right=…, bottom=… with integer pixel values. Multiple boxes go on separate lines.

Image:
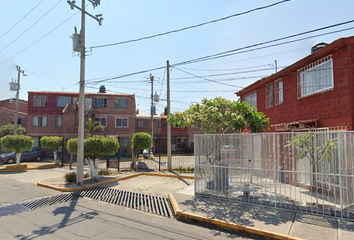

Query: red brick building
left=236, top=36, right=354, bottom=132
left=0, top=99, right=28, bottom=128
left=27, top=88, right=136, bottom=151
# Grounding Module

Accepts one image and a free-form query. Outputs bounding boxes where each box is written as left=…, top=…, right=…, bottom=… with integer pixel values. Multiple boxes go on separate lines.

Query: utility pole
left=167, top=60, right=172, bottom=171
left=150, top=74, right=154, bottom=158
left=275, top=60, right=278, bottom=73
left=68, top=0, right=103, bottom=185
left=14, top=66, right=26, bottom=135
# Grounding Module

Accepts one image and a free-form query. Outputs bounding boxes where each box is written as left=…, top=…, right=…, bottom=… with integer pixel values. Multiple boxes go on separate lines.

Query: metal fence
left=194, top=132, right=354, bottom=220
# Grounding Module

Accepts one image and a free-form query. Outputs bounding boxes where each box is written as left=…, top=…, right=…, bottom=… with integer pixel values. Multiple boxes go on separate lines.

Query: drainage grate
left=76, top=186, right=174, bottom=218
left=18, top=193, right=79, bottom=210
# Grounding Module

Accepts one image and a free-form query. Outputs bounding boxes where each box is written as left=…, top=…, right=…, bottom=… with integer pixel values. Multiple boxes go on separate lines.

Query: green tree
left=131, top=132, right=152, bottom=169
left=285, top=133, right=337, bottom=207
left=40, top=136, right=63, bottom=164
left=0, top=124, right=26, bottom=138
left=67, top=136, right=119, bottom=180
left=84, top=118, right=104, bottom=138
left=168, top=97, right=269, bottom=133
left=1, top=135, right=33, bottom=165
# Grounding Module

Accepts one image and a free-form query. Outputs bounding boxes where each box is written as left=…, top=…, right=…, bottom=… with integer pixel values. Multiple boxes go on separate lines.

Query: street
left=0, top=170, right=264, bottom=240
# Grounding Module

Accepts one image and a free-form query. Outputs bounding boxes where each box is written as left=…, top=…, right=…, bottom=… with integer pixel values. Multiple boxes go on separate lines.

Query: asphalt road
left=0, top=170, right=265, bottom=240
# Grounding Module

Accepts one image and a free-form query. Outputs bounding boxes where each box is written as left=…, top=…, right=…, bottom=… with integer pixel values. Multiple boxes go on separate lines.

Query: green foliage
left=65, top=172, right=77, bottom=183
left=178, top=166, right=194, bottom=173
left=168, top=97, right=269, bottom=133
left=40, top=136, right=63, bottom=150
left=1, top=135, right=33, bottom=153
left=84, top=172, right=90, bottom=178
left=0, top=124, right=26, bottom=138
left=98, top=168, right=112, bottom=176
left=84, top=118, right=104, bottom=138
left=66, top=136, right=119, bottom=159
left=132, top=132, right=151, bottom=152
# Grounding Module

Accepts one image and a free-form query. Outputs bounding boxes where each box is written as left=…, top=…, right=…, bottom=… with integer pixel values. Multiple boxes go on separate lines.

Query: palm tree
left=84, top=118, right=104, bottom=138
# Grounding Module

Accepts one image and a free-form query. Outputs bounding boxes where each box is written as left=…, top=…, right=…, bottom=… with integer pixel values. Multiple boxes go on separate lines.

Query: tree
left=1, top=135, right=33, bottom=165
left=40, top=136, right=63, bottom=164
left=168, top=97, right=269, bottom=134
left=84, top=118, right=104, bottom=138
left=0, top=124, right=26, bottom=138
left=285, top=133, right=337, bottom=207
left=67, top=136, right=119, bottom=181
left=131, top=132, right=152, bottom=169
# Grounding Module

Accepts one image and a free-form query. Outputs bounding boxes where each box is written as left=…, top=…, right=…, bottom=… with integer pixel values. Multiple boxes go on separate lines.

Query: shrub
left=98, top=168, right=111, bottom=176
left=1, top=135, right=33, bottom=153
left=65, top=172, right=76, bottom=183
left=40, top=136, right=62, bottom=150
left=84, top=172, right=90, bottom=178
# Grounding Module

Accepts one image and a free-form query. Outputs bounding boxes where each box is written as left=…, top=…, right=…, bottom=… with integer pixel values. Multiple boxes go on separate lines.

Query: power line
left=89, top=0, right=292, bottom=50
left=180, top=64, right=273, bottom=72
left=0, top=0, right=44, bottom=41
left=0, top=0, right=62, bottom=53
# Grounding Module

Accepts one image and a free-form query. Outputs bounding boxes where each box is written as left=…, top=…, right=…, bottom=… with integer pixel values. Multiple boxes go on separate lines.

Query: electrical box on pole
left=154, top=91, right=159, bottom=102
left=9, top=81, right=17, bottom=91
left=72, top=33, right=81, bottom=52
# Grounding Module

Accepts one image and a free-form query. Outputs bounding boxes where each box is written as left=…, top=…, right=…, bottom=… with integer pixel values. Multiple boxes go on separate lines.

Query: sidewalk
left=169, top=188, right=354, bottom=240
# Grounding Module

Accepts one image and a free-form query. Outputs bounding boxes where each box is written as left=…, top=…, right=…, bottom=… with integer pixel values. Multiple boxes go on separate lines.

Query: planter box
left=6, top=164, right=27, bottom=170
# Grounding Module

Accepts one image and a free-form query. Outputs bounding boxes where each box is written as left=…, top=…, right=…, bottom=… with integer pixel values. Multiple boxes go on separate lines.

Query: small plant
left=190, top=167, right=194, bottom=173
left=84, top=172, right=90, bottom=178
left=98, top=168, right=111, bottom=176
left=179, top=166, right=183, bottom=172
left=65, top=172, right=76, bottom=183
left=187, top=167, right=191, bottom=173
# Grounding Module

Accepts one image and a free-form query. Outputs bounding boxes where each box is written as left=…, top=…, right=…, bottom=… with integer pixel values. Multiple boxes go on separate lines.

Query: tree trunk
left=132, top=152, right=137, bottom=170
left=53, top=151, right=58, bottom=165
left=16, top=152, right=21, bottom=165
left=89, top=158, right=99, bottom=181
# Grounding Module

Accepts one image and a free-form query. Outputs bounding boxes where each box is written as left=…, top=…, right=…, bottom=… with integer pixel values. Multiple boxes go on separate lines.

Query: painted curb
left=0, top=164, right=61, bottom=173
left=168, top=192, right=307, bottom=240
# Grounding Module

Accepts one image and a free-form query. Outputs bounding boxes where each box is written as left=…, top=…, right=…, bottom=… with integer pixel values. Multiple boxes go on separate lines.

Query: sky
left=1, top=0, right=354, bottom=115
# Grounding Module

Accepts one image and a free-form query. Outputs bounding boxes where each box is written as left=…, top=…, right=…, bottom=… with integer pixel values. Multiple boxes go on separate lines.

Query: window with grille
left=95, top=117, right=107, bottom=127
left=274, top=79, right=283, bottom=105
left=33, top=96, right=47, bottom=107
left=115, top=99, right=128, bottom=108
left=93, top=98, right=107, bottom=108
left=116, top=118, right=128, bottom=128
left=244, top=92, right=257, bottom=109
left=298, top=55, right=334, bottom=98
left=32, top=116, right=47, bottom=127
left=265, top=83, right=274, bottom=108
left=120, top=138, right=129, bottom=148
left=138, top=120, right=149, bottom=128
left=57, top=96, right=71, bottom=107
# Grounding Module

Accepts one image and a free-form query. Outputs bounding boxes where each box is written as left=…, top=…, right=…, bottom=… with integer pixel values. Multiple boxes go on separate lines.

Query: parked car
left=0, top=148, right=46, bottom=164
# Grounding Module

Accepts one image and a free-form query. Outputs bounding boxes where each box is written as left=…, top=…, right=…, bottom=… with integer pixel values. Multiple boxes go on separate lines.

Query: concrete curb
left=37, top=172, right=194, bottom=192
left=0, top=164, right=61, bottom=173
left=167, top=193, right=306, bottom=240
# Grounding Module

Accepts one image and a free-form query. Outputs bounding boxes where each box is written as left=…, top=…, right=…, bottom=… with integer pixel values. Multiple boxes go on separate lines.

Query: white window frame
left=274, top=79, right=283, bottom=106
left=298, top=55, right=334, bottom=98
left=265, top=83, right=274, bottom=108
left=57, top=96, right=71, bottom=107
left=115, top=99, right=129, bottom=108
left=32, top=116, right=47, bottom=127
left=33, top=96, right=47, bottom=107
left=244, top=92, right=257, bottom=109
left=115, top=118, right=128, bottom=128
left=95, top=117, right=107, bottom=127
left=56, top=116, right=62, bottom=127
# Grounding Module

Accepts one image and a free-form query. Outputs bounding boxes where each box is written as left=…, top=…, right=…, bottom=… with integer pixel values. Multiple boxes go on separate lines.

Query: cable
left=0, top=0, right=62, bottom=53
left=180, top=64, right=273, bottom=72
left=90, top=0, right=292, bottom=49
left=0, top=0, right=44, bottom=41
left=0, top=9, right=80, bottom=66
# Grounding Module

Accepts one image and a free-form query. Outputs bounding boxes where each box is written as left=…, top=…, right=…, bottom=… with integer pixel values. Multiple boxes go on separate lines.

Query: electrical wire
left=0, top=0, right=62, bottom=53
left=89, top=0, right=292, bottom=50
left=0, top=0, right=44, bottom=41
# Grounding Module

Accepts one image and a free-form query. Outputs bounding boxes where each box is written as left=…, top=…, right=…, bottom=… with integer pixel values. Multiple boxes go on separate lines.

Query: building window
left=57, top=96, right=71, bottom=107
left=244, top=92, right=257, bottom=109
left=115, top=99, right=128, bottom=108
left=93, top=98, right=107, bottom=108
left=266, top=83, right=273, bottom=108
left=162, top=121, right=166, bottom=128
left=95, top=117, right=107, bottom=127
left=115, top=118, right=128, bottom=128
left=298, top=55, right=334, bottom=98
left=56, top=116, right=62, bottom=127
left=138, top=120, right=149, bottom=128
left=120, top=138, right=129, bottom=148
left=274, top=79, right=283, bottom=105
left=32, top=116, right=47, bottom=127
left=33, top=96, right=47, bottom=107
left=33, top=137, right=40, bottom=148
left=157, top=121, right=161, bottom=128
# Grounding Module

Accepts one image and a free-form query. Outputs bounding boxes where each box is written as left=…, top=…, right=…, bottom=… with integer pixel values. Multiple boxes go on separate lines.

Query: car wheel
left=36, top=156, right=42, bottom=162
left=7, top=158, right=15, bottom=164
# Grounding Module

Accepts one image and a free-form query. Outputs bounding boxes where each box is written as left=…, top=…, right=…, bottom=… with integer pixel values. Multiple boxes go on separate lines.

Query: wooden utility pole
left=14, top=66, right=25, bottom=135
